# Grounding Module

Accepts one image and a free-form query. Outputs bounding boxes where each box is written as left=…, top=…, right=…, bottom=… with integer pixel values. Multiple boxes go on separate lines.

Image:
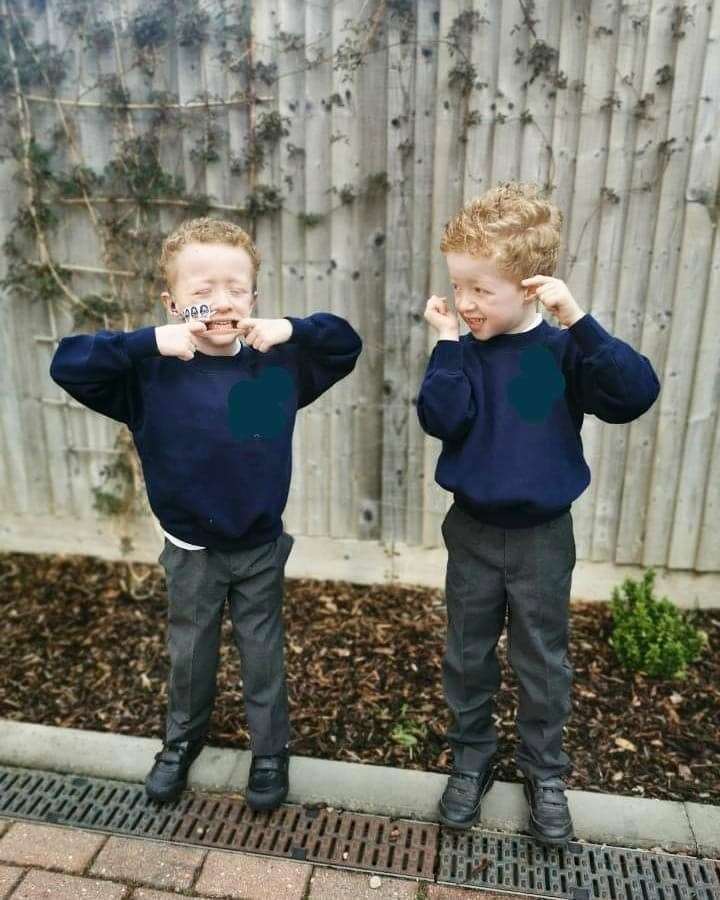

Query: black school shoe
left=246, top=750, right=290, bottom=811
left=145, top=738, right=205, bottom=803
left=522, top=774, right=575, bottom=845
left=438, top=759, right=495, bottom=829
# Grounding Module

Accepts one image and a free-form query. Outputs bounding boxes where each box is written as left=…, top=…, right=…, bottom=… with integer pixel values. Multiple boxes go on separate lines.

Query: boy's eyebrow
left=450, top=276, right=494, bottom=287
left=187, top=275, right=251, bottom=285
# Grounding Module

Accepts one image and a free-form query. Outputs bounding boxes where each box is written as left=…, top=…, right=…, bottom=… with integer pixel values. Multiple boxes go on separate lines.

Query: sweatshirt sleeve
left=564, top=314, right=661, bottom=423
left=416, top=340, right=478, bottom=441
left=282, top=313, right=363, bottom=409
left=49, top=326, right=159, bottom=429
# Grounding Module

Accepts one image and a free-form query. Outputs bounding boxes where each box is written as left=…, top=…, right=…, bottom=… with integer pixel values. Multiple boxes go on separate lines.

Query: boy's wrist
left=126, top=325, right=161, bottom=360
left=437, top=331, right=459, bottom=342
left=282, top=315, right=312, bottom=345
left=563, top=307, right=586, bottom=328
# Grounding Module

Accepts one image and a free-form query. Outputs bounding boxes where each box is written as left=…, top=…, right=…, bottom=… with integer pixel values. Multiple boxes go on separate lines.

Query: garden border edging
left=0, top=720, right=716, bottom=858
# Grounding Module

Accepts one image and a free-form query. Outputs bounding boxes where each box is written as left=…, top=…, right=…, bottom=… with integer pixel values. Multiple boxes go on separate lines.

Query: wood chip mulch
left=0, top=552, right=717, bottom=803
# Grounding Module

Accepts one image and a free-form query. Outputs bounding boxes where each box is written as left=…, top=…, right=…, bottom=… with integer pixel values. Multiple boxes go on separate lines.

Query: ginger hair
left=440, top=181, right=563, bottom=283
left=159, top=217, right=261, bottom=288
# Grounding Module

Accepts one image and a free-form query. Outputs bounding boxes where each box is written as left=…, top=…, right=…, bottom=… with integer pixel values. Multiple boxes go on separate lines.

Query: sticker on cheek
left=182, top=304, right=216, bottom=322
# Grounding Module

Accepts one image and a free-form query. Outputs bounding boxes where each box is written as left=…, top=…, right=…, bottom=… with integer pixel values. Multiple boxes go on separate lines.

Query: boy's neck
left=506, top=309, right=542, bottom=334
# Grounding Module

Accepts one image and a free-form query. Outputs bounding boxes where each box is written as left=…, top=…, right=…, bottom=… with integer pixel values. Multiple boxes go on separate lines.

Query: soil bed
left=0, top=551, right=717, bottom=803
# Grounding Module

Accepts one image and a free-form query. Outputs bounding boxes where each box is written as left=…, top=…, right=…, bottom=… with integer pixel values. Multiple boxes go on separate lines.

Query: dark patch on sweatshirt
left=506, top=344, right=565, bottom=423
left=228, top=365, right=294, bottom=439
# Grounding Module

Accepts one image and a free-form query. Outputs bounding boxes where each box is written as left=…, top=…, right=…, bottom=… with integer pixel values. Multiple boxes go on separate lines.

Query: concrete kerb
left=0, top=720, right=716, bottom=859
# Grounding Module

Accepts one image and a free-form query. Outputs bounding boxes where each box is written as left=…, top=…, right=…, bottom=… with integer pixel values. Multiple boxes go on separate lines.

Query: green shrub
left=609, top=568, right=708, bottom=679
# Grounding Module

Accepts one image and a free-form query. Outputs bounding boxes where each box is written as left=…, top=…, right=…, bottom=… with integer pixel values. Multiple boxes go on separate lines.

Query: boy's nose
left=212, top=296, right=235, bottom=313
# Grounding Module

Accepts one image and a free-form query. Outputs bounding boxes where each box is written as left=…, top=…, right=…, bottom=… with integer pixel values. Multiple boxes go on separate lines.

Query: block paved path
left=0, top=818, right=537, bottom=900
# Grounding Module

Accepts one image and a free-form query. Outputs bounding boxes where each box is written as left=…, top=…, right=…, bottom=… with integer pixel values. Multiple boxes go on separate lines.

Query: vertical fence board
left=302, top=1, right=332, bottom=536
left=277, top=0, right=306, bottom=535
left=405, top=0, right=440, bottom=546
left=561, top=0, right=619, bottom=560
left=382, top=7, right=416, bottom=545
left=2, top=0, right=719, bottom=578
left=617, top=0, right=714, bottom=565
left=585, top=0, right=650, bottom=561
left=422, top=0, right=466, bottom=546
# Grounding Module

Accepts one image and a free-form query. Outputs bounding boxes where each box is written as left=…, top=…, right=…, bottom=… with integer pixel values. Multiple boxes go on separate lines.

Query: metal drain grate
left=0, top=765, right=437, bottom=880
left=438, top=830, right=720, bottom=899
left=2, top=764, right=718, bottom=897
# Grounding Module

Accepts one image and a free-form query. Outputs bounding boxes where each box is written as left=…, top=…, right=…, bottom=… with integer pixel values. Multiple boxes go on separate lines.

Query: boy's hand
left=521, top=276, right=585, bottom=328
left=238, top=317, right=293, bottom=353
left=424, top=295, right=459, bottom=340
left=155, top=320, right=208, bottom=361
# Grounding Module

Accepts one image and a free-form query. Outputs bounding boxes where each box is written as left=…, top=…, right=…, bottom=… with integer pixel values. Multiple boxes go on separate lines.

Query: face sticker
left=182, top=303, right=215, bottom=323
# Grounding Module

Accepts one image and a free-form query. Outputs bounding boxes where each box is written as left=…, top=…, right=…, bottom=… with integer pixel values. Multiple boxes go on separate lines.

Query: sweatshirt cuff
left=125, top=326, right=160, bottom=361
left=283, top=316, right=314, bottom=345
left=433, top=339, right=463, bottom=370
left=568, top=313, right=614, bottom=355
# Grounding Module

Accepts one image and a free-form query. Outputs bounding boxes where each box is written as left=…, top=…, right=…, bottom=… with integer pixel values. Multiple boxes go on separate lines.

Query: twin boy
left=49, top=181, right=661, bottom=847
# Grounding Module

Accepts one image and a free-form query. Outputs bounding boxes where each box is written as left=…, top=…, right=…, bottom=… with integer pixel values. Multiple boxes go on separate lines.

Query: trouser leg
left=441, top=503, right=507, bottom=772
left=505, top=511, right=576, bottom=780
left=226, top=531, right=295, bottom=756
left=159, top=541, right=230, bottom=746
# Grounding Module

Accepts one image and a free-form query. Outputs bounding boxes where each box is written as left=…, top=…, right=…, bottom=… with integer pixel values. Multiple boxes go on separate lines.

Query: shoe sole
left=523, top=782, right=575, bottom=845
left=438, top=771, right=495, bottom=830
left=144, top=781, right=185, bottom=803
left=245, top=788, right=288, bottom=812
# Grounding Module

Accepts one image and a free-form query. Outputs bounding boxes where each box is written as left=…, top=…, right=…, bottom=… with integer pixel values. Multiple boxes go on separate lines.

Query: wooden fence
left=1, top=0, right=719, bottom=598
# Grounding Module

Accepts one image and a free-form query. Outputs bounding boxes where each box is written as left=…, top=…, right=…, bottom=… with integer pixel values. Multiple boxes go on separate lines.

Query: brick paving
left=0, top=821, right=105, bottom=873
left=307, top=867, right=418, bottom=898
left=89, top=836, right=205, bottom=893
left=0, top=866, right=23, bottom=899
left=0, top=817, right=540, bottom=899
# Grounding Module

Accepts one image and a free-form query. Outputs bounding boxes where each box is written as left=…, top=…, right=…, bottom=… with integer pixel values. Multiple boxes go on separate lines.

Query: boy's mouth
left=205, top=319, right=240, bottom=332
left=465, top=316, right=487, bottom=327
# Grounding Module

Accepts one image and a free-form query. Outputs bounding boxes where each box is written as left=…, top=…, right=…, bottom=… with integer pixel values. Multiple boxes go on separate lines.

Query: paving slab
left=0, top=864, right=23, bottom=900
left=194, top=849, right=311, bottom=899
left=306, top=868, right=418, bottom=898
left=428, top=887, right=536, bottom=899
left=10, top=868, right=127, bottom=899
left=131, top=889, right=216, bottom=900
left=0, top=821, right=106, bottom=872
left=89, top=835, right=205, bottom=892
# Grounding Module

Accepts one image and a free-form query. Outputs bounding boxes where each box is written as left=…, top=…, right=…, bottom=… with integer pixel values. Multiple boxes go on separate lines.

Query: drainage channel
left=437, top=830, right=720, bottom=899
left=1, top=764, right=718, bottom=899
left=0, top=764, right=436, bottom=881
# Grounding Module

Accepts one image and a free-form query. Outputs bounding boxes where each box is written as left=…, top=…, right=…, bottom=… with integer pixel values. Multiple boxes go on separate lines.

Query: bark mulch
left=0, top=551, right=717, bottom=804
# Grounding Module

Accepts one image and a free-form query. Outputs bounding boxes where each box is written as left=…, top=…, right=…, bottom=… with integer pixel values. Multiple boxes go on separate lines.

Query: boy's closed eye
left=451, top=283, right=491, bottom=293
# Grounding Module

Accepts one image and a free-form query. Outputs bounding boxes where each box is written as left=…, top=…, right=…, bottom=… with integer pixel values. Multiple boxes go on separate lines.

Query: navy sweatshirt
left=416, top=313, right=661, bottom=528
left=50, top=314, right=362, bottom=550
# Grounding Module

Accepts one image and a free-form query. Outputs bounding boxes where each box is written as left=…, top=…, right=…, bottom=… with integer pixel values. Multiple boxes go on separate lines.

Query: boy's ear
left=161, top=290, right=179, bottom=316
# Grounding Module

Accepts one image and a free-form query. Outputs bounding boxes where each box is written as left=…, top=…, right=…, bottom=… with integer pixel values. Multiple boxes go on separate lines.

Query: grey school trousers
left=441, top=501, right=576, bottom=781
left=157, top=531, right=295, bottom=754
